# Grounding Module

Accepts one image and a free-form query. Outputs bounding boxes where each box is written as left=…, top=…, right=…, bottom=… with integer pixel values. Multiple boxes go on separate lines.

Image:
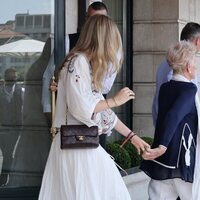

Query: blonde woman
left=141, top=41, right=200, bottom=200
left=39, top=15, right=149, bottom=200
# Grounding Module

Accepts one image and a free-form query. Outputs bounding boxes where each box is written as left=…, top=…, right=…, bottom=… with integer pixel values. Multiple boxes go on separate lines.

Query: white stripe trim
left=177, top=123, right=196, bottom=167
left=152, top=160, right=176, bottom=169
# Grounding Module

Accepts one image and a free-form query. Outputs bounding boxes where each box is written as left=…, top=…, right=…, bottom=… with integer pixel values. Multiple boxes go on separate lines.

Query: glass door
left=0, top=0, right=54, bottom=197
left=102, top=0, right=133, bottom=141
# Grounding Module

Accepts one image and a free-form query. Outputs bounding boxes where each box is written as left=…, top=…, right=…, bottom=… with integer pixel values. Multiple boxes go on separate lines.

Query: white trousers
left=148, top=178, right=192, bottom=200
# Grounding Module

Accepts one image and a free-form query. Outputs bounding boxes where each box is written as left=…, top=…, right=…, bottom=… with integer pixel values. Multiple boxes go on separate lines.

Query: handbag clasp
left=77, top=135, right=85, bottom=141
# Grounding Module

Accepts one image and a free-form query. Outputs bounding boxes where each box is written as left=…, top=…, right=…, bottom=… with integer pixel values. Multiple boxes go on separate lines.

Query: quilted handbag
left=60, top=124, right=99, bottom=149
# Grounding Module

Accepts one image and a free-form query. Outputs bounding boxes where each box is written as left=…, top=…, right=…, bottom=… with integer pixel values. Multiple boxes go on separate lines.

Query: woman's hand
left=49, top=81, right=58, bottom=92
left=114, top=87, right=135, bottom=106
left=142, top=145, right=167, bottom=160
left=130, top=135, right=150, bottom=155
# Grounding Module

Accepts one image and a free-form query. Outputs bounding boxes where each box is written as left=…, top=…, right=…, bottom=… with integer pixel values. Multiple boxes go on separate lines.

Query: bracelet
left=112, top=97, right=118, bottom=106
left=129, top=132, right=137, bottom=140
left=105, top=99, right=111, bottom=109
left=120, top=131, right=137, bottom=148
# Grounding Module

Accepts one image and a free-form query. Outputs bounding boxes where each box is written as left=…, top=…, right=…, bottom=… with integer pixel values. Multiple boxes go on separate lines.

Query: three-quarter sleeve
left=65, top=55, right=101, bottom=127
left=158, top=84, right=197, bottom=147
left=53, top=54, right=118, bottom=133
left=99, top=109, right=118, bottom=135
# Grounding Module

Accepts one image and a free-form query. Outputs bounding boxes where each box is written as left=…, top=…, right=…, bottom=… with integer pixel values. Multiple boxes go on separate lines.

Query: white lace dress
left=38, top=54, right=131, bottom=200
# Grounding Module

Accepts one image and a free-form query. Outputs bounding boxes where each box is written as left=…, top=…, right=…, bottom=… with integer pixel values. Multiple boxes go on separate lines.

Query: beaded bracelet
left=120, top=131, right=136, bottom=148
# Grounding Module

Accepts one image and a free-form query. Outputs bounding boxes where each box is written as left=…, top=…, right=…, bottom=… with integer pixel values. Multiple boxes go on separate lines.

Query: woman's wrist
left=129, top=132, right=137, bottom=143
left=112, top=97, right=119, bottom=106
left=120, top=131, right=136, bottom=148
left=105, top=98, right=118, bottom=108
left=158, top=145, right=167, bottom=152
left=105, top=99, right=111, bottom=109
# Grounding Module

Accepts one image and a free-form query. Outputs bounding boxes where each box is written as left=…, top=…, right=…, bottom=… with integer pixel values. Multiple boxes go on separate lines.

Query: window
left=43, top=15, right=50, bottom=28
left=16, top=16, right=25, bottom=27
left=0, top=0, right=55, bottom=195
left=25, top=16, right=33, bottom=27
left=35, top=16, right=42, bottom=27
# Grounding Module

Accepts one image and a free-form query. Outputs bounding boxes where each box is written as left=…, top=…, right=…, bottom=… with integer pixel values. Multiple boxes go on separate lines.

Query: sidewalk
left=123, top=171, right=150, bottom=200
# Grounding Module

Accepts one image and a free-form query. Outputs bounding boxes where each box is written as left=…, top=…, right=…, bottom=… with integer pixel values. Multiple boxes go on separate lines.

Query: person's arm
left=65, top=55, right=105, bottom=126
left=49, top=80, right=57, bottom=92
left=94, top=87, right=135, bottom=113
left=42, top=55, right=55, bottom=112
left=93, top=88, right=135, bottom=136
left=48, top=35, right=70, bottom=94
left=114, top=118, right=150, bottom=154
left=144, top=84, right=197, bottom=160
left=158, top=85, right=196, bottom=147
left=142, top=145, right=167, bottom=160
left=65, top=55, right=149, bottom=153
left=66, top=55, right=135, bottom=126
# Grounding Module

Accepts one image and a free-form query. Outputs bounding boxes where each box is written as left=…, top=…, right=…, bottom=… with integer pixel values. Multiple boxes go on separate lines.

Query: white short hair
left=167, top=41, right=196, bottom=73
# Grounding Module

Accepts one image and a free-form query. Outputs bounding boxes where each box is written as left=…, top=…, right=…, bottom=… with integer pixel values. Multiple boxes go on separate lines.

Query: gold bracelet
left=112, top=97, right=118, bottom=106
left=105, top=99, right=111, bottom=108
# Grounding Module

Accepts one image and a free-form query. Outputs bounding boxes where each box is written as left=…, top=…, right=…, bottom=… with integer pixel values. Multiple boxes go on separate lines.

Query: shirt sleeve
left=52, top=71, right=67, bottom=128
left=102, top=68, right=117, bottom=94
left=102, top=49, right=122, bottom=94
left=99, top=109, right=118, bottom=135
left=65, top=35, right=70, bottom=54
left=65, top=55, right=101, bottom=127
left=152, top=59, right=172, bottom=127
left=41, top=53, right=55, bottom=113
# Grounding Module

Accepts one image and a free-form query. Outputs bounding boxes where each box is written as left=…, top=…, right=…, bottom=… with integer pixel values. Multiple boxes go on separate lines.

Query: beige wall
left=133, top=0, right=200, bottom=137
left=65, top=0, right=78, bottom=34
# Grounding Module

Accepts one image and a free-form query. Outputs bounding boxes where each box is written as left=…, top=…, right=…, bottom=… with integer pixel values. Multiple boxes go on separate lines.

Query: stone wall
left=132, top=0, right=200, bottom=137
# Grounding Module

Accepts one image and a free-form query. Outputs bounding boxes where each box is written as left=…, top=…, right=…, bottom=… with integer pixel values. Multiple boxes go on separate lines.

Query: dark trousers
left=99, top=134, right=106, bottom=149
left=100, top=94, right=108, bottom=150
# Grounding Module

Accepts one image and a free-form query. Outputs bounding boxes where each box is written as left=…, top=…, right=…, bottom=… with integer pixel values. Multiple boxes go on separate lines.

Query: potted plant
left=106, top=136, right=153, bottom=173
left=106, top=136, right=153, bottom=199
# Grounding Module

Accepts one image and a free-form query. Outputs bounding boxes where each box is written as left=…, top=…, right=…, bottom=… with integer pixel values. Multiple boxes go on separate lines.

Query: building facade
left=0, top=0, right=200, bottom=199
left=15, top=13, right=51, bottom=42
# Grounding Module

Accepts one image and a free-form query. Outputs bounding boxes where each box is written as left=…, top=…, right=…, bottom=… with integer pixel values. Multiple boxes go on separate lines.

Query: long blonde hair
left=62, top=15, right=123, bottom=91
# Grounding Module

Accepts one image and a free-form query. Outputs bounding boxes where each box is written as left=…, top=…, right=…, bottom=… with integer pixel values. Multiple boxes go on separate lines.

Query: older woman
left=141, top=41, right=200, bottom=200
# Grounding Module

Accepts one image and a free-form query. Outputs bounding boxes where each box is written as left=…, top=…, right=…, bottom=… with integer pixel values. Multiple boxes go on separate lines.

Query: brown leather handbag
left=60, top=124, right=99, bottom=149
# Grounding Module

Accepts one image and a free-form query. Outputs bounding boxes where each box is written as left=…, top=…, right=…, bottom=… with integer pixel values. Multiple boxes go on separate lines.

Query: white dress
left=38, top=54, right=131, bottom=200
